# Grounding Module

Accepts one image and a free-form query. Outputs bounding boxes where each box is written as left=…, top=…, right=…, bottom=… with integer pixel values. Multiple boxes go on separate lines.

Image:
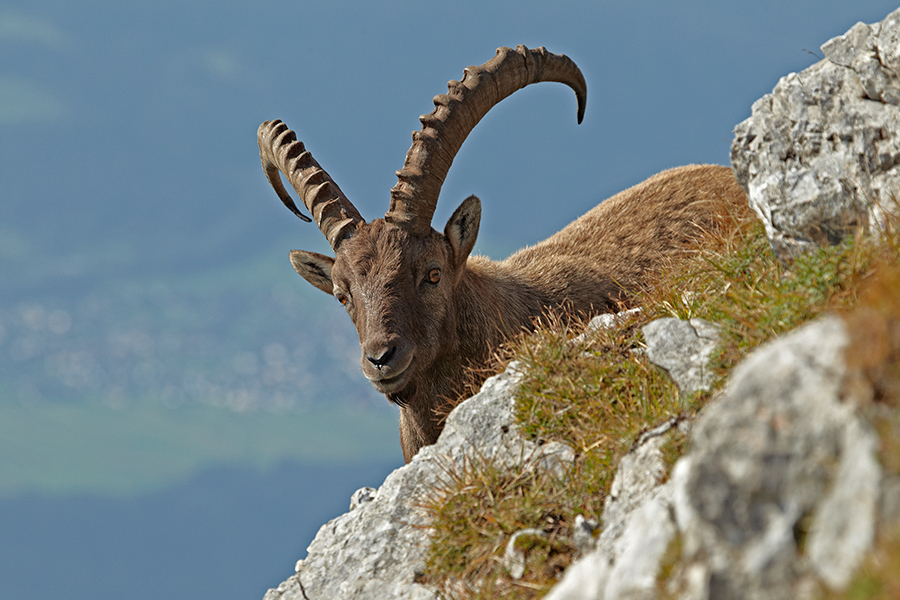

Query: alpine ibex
left=257, top=45, right=747, bottom=462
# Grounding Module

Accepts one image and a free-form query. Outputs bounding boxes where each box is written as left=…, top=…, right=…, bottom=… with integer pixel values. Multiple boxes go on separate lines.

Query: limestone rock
left=545, top=316, right=884, bottom=600
left=598, top=418, right=680, bottom=556
left=643, top=317, right=720, bottom=395
left=731, top=7, right=900, bottom=258
left=545, top=417, right=681, bottom=600
left=572, top=308, right=642, bottom=344
left=670, top=316, right=880, bottom=599
left=571, top=515, right=600, bottom=556
left=348, top=487, right=376, bottom=511
left=263, top=362, right=574, bottom=600
left=805, top=418, right=880, bottom=589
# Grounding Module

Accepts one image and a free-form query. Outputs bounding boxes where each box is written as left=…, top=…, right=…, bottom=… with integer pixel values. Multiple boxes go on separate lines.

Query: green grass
left=422, top=198, right=900, bottom=599
left=645, top=221, right=875, bottom=381
left=0, top=400, right=401, bottom=497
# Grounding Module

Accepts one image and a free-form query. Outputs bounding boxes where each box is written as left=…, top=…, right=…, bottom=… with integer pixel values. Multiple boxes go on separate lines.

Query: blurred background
left=2, top=1, right=896, bottom=598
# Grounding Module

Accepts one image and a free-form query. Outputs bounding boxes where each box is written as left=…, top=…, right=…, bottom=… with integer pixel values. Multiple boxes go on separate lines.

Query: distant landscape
left=0, top=244, right=405, bottom=494
left=1, top=255, right=371, bottom=421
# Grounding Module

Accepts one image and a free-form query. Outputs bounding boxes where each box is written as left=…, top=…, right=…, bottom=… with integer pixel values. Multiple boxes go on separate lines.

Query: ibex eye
left=336, top=293, right=349, bottom=305
left=427, top=269, right=441, bottom=284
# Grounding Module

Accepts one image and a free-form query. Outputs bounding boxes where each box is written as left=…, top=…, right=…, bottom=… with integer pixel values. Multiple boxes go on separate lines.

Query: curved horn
left=386, top=45, right=587, bottom=234
left=258, top=119, right=364, bottom=250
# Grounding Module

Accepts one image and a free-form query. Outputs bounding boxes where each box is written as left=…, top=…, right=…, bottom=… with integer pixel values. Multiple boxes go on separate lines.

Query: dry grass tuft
left=419, top=451, right=584, bottom=599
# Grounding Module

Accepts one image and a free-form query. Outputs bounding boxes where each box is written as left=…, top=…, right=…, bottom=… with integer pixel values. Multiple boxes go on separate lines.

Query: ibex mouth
left=370, top=370, right=411, bottom=395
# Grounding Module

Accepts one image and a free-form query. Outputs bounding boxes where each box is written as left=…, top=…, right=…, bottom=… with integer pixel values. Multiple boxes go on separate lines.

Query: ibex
left=257, top=46, right=747, bottom=462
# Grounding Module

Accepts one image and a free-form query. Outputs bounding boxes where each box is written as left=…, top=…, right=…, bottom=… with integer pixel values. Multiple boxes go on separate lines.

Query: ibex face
left=288, top=196, right=480, bottom=402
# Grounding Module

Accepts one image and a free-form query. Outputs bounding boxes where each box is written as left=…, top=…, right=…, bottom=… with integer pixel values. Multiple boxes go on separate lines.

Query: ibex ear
left=289, top=250, right=335, bottom=295
left=444, top=195, right=481, bottom=267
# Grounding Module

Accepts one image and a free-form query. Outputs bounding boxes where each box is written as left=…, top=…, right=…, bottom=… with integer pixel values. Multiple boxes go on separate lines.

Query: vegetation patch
left=421, top=454, right=579, bottom=598
left=423, top=199, right=900, bottom=598
left=645, top=221, right=878, bottom=380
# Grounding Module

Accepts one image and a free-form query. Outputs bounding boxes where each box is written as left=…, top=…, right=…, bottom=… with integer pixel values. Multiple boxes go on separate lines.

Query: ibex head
left=258, top=46, right=586, bottom=408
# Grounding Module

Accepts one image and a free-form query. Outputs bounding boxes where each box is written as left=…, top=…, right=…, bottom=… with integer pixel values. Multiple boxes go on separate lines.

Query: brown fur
left=290, top=163, right=748, bottom=461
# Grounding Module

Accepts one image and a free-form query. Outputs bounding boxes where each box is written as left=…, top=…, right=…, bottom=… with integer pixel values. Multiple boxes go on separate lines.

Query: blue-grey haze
left=1, top=1, right=896, bottom=599
left=0, top=460, right=397, bottom=600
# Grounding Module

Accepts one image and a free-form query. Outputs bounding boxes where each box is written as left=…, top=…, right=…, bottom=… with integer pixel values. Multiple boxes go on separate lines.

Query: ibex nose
left=366, top=345, right=397, bottom=369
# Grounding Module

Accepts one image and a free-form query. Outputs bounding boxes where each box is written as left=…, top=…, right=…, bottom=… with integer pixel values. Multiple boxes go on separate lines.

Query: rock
left=503, top=529, right=548, bottom=580
left=805, top=418, right=880, bottom=589
left=604, top=493, right=676, bottom=600
left=880, top=474, right=900, bottom=529
left=545, top=492, right=677, bottom=600
left=670, top=316, right=880, bottom=599
left=643, top=317, right=721, bottom=395
left=545, top=316, right=884, bottom=600
left=731, top=7, right=900, bottom=258
left=572, top=308, right=642, bottom=344
left=545, top=416, right=681, bottom=600
left=263, top=361, right=575, bottom=600
left=571, top=515, right=600, bottom=556
left=598, top=418, right=679, bottom=555
left=348, top=486, right=377, bottom=511
left=421, top=361, right=575, bottom=477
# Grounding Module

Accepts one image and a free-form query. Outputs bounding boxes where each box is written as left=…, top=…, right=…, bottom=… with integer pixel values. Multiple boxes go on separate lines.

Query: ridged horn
left=258, top=119, right=365, bottom=250
left=386, top=45, right=587, bottom=234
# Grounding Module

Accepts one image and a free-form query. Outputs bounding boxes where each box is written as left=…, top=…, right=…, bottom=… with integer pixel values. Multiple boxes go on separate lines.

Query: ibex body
left=258, top=46, right=747, bottom=462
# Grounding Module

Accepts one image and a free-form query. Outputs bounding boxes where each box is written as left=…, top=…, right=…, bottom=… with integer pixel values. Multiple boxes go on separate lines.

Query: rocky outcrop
left=547, top=316, right=887, bottom=600
left=263, top=363, right=574, bottom=600
left=732, top=7, right=900, bottom=258
left=642, top=317, right=720, bottom=395
left=672, top=317, right=880, bottom=598
left=265, top=310, right=895, bottom=600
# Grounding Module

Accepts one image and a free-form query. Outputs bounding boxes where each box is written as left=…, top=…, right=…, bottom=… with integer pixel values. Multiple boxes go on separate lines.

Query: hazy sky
left=4, top=1, right=898, bottom=288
